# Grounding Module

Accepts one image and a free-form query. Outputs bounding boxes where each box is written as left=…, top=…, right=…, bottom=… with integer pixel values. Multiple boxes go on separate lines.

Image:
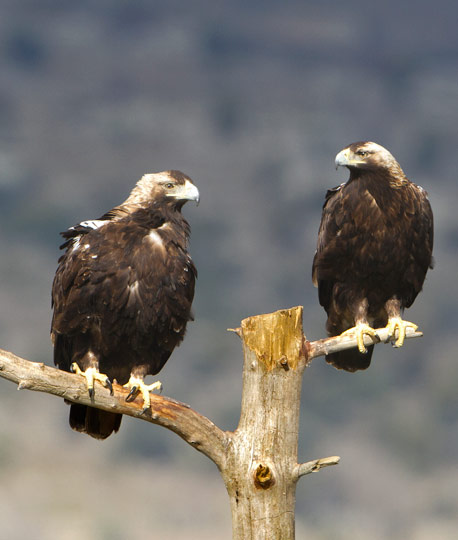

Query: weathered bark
left=222, top=307, right=306, bottom=539
left=0, top=306, right=422, bottom=539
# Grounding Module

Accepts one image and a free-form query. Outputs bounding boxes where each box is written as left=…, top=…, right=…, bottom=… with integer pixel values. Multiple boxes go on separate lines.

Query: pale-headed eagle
left=51, top=171, right=199, bottom=438
left=312, top=142, right=433, bottom=371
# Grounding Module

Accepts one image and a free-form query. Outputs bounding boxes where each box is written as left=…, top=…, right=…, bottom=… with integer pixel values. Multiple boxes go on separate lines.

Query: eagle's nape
left=70, top=362, right=113, bottom=397
left=124, top=375, right=162, bottom=413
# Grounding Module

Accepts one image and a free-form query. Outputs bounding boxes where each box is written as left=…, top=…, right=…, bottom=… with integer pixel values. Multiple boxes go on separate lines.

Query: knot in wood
left=279, top=355, right=289, bottom=370
left=254, top=464, right=275, bottom=490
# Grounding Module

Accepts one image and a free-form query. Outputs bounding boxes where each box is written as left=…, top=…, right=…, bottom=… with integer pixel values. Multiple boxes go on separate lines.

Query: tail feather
left=69, top=404, right=122, bottom=440
left=326, top=345, right=374, bottom=372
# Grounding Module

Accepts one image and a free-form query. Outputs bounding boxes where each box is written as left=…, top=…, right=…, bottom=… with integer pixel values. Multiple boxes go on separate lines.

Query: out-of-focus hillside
left=1, top=1, right=458, bottom=539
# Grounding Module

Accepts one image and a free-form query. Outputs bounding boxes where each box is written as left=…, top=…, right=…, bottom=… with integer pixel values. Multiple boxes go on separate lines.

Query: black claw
left=141, top=406, right=150, bottom=415
left=88, top=387, right=94, bottom=398
left=70, top=364, right=76, bottom=373
left=105, top=378, right=113, bottom=396
left=126, top=386, right=138, bottom=402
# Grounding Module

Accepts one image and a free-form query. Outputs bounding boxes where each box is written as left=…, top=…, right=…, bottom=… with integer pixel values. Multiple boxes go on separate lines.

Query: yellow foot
left=70, top=362, right=113, bottom=397
left=124, top=376, right=162, bottom=412
left=385, top=317, right=418, bottom=348
left=341, top=323, right=379, bottom=354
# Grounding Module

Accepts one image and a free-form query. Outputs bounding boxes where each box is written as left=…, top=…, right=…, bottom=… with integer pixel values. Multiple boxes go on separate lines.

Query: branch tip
left=227, top=327, right=242, bottom=338
left=296, top=455, right=340, bottom=479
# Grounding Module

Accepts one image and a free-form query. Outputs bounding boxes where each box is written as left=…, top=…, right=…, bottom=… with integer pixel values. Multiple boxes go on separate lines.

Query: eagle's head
left=335, top=141, right=405, bottom=178
left=126, top=170, right=200, bottom=210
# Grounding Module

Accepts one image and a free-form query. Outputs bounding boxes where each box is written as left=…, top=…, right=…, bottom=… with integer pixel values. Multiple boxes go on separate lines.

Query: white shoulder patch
left=147, top=230, right=165, bottom=249
left=72, top=236, right=82, bottom=250
left=79, top=219, right=108, bottom=230
left=129, top=281, right=139, bottom=294
left=71, top=238, right=91, bottom=252
left=68, top=220, right=108, bottom=252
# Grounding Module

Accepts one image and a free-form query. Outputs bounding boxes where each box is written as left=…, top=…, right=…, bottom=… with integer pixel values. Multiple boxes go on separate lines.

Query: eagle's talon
left=386, top=317, right=418, bottom=348
left=70, top=362, right=80, bottom=374
left=70, top=363, right=112, bottom=398
left=123, top=376, right=162, bottom=410
left=105, top=378, right=113, bottom=396
left=125, top=386, right=138, bottom=402
left=341, top=323, right=379, bottom=354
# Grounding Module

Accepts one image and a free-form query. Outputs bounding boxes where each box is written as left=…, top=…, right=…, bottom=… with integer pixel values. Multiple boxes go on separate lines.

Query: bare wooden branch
left=0, top=347, right=230, bottom=468
left=307, top=325, right=422, bottom=360
left=294, top=456, right=341, bottom=480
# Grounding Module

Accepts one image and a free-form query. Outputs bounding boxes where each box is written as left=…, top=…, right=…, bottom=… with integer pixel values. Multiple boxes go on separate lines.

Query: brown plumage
left=51, top=171, right=199, bottom=438
left=312, top=142, right=433, bottom=371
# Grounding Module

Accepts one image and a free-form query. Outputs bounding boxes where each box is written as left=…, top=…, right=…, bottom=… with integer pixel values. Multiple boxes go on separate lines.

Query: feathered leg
left=384, top=298, right=418, bottom=348
left=339, top=298, right=379, bottom=353
left=325, top=297, right=378, bottom=371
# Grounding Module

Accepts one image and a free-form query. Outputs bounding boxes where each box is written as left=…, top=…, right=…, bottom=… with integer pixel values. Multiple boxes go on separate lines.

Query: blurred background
left=0, top=1, right=457, bottom=539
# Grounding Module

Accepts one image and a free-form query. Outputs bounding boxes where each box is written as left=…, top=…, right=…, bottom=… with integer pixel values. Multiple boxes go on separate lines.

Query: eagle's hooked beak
left=335, top=148, right=351, bottom=170
left=335, top=148, right=367, bottom=170
left=170, top=179, right=200, bottom=205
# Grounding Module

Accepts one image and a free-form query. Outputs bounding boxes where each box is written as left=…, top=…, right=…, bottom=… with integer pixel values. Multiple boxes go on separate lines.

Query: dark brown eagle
left=51, top=170, right=199, bottom=438
left=312, top=141, right=433, bottom=371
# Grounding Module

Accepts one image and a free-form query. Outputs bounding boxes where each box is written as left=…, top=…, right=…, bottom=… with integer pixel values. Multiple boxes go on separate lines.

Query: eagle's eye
left=356, top=150, right=368, bottom=157
left=165, top=182, right=175, bottom=189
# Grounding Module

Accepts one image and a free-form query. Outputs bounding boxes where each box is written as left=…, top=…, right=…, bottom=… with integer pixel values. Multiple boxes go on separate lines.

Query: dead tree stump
left=0, top=305, right=424, bottom=539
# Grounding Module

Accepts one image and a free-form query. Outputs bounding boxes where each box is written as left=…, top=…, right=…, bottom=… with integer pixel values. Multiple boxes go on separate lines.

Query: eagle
left=51, top=170, right=199, bottom=439
left=312, top=141, right=433, bottom=371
